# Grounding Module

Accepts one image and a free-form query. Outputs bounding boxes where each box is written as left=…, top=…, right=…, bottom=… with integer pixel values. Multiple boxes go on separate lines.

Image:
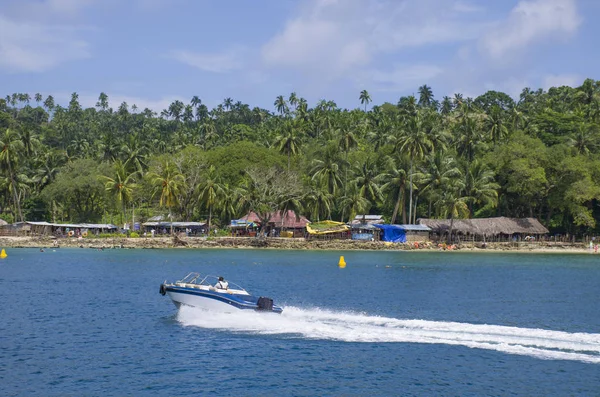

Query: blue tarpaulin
left=374, top=225, right=407, bottom=243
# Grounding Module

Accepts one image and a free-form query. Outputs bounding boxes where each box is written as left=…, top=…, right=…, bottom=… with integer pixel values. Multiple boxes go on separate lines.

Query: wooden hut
left=418, top=217, right=549, bottom=243
left=239, top=211, right=310, bottom=238
left=398, top=224, right=431, bottom=242
left=349, top=215, right=382, bottom=240
left=142, top=221, right=206, bottom=236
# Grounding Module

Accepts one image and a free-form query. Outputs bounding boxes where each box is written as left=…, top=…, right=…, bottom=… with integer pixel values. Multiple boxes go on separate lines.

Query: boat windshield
left=176, top=272, right=246, bottom=292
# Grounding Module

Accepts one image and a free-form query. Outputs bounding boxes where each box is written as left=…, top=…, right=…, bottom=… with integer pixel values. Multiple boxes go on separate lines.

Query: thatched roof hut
left=419, top=217, right=549, bottom=236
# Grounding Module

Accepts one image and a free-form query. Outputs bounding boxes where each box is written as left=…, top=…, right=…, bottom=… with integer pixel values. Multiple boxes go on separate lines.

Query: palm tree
left=19, top=127, right=40, bottom=156
left=464, top=160, right=499, bottom=217
left=359, top=90, right=371, bottom=112
left=304, top=182, right=333, bottom=221
left=100, top=133, right=120, bottom=162
left=33, top=149, right=66, bottom=191
left=418, top=85, right=434, bottom=107
left=191, top=96, right=201, bottom=108
left=274, top=120, right=303, bottom=170
left=223, top=97, right=233, bottom=111
left=567, top=123, right=599, bottom=155
left=339, top=182, right=369, bottom=222
left=183, top=105, right=194, bottom=123
left=416, top=152, right=462, bottom=218
left=337, top=123, right=358, bottom=197
left=218, top=184, right=240, bottom=225
left=352, top=157, right=383, bottom=221
left=274, top=95, right=288, bottom=116
left=43, top=95, right=55, bottom=112
left=168, top=100, right=184, bottom=121
left=197, top=165, right=225, bottom=233
left=310, top=145, right=343, bottom=196
left=101, top=160, right=137, bottom=226
left=0, top=129, right=25, bottom=221
left=440, top=96, right=453, bottom=115
left=288, top=92, right=298, bottom=110
left=454, top=115, right=484, bottom=164
left=453, top=93, right=464, bottom=108
left=436, top=179, right=469, bottom=243
left=121, top=133, right=148, bottom=175
left=485, top=105, right=508, bottom=144
left=377, top=155, right=410, bottom=224
left=367, top=118, right=393, bottom=151
left=96, top=92, right=109, bottom=111
left=398, top=95, right=418, bottom=117
left=147, top=160, right=185, bottom=232
left=34, top=93, right=42, bottom=105
left=395, top=111, right=434, bottom=223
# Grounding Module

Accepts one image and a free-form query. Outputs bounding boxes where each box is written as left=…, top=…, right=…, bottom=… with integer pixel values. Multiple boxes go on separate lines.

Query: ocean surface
left=1, top=248, right=599, bottom=396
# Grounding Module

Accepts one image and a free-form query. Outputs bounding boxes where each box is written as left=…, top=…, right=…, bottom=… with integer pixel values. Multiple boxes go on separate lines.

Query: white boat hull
left=167, top=290, right=246, bottom=313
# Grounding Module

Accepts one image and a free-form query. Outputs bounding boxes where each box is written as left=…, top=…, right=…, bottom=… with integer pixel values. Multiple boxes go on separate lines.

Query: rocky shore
left=0, top=235, right=593, bottom=254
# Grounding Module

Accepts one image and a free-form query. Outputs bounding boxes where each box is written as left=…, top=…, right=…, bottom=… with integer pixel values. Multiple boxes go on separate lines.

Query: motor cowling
left=159, top=284, right=166, bottom=296
left=257, top=297, right=274, bottom=311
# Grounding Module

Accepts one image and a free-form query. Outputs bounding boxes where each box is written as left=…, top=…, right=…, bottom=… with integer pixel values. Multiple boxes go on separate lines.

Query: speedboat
left=160, top=272, right=283, bottom=314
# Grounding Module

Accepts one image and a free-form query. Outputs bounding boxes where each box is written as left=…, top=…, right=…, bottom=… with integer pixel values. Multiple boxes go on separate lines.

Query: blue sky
left=0, top=0, right=597, bottom=112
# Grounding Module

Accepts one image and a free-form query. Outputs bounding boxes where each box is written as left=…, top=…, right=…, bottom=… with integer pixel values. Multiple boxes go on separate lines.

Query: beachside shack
left=80, top=223, right=119, bottom=235
left=26, top=221, right=118, bottom=236
left=142, top=221, right=206, bottom=236
left=0, top=221, right=25, bottom=236
left=350, top=215, right=384, bottom=241
left=418, top=217, right=549, bottom=243
left=229, top=219, right=258, bottom=237
left=239, top=211, right=310, bottom=238
left=373, top=224, right=431, bottom=243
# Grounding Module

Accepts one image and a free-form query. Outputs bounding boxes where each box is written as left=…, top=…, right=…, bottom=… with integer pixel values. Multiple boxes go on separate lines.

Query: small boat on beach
left=160, top=272, right=283, bottom=314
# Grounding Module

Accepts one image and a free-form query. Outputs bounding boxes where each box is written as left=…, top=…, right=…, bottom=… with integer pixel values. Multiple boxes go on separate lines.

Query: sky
left=0, top=0, right=598, bottom=112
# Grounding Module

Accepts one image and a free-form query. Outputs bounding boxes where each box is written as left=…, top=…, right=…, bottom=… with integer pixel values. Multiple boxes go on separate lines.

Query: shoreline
left=0, top=236, right=597, bottom=255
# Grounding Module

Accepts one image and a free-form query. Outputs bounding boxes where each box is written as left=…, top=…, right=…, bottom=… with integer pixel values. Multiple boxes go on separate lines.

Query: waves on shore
left=177, top=305, right=600, bottom=364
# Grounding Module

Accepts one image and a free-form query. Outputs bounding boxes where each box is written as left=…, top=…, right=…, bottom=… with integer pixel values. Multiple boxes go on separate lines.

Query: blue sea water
left=1, top=248, right=599, bottom=396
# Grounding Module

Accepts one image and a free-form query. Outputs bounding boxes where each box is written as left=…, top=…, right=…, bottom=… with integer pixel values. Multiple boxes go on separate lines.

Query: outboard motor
left=256, top=297, right=274, bottom=311
left=159, top=284, right=166, bottom=296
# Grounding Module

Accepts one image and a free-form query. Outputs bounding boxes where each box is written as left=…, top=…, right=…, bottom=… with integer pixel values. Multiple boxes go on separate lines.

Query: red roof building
left=240, top=210, right=310, bottom=229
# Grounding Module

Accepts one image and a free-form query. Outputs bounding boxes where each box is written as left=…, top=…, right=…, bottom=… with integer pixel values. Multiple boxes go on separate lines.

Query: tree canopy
left=2, top=80, right=600, bottom=235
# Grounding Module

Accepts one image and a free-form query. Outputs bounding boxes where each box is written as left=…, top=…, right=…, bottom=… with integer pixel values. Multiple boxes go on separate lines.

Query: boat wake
left=177, top=306, right=600, bottom=364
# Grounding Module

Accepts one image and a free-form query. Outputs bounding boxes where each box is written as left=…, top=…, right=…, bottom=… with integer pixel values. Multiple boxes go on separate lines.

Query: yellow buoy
left=338, top=255, right=346, bottom=268
left=0, top=249, right=7, bottom=258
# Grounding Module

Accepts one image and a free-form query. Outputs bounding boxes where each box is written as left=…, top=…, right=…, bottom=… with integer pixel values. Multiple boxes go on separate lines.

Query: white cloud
left=542, top=74, right=581, bottom=89
left=261, top=0, right=487, bottom=80
left=170, top=48, right=245, bottom=73
left=0, top=14, right=90, bottom=72
left=262, top=18, right=369, bottom=75
left=480, top=0, right=581, bottom=60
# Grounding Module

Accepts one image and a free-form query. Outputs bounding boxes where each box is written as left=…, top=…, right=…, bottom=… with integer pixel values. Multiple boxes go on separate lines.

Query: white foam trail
left=177, top=306, right=600, bottom=364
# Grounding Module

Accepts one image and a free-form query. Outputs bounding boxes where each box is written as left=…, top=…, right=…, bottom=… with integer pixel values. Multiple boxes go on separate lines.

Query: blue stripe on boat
left=166, top=286, right=266, bottom=311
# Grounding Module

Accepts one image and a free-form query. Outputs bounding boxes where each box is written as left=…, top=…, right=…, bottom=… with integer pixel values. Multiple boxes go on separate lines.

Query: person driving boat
left=215, top=276, right=229, bottom=290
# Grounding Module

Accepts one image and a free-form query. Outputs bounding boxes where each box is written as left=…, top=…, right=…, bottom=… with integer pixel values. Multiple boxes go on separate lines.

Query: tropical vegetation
left=2, top=80, right=600, bottom=235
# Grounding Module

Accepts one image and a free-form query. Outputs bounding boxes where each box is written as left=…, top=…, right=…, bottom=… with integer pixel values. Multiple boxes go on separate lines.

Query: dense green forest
left=2, top=80, right=600, bottom=234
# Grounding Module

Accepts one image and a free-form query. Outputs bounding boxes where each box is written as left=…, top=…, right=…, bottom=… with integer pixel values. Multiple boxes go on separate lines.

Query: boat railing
left=199, top=274, right=247, bottom=292
left=177, top=272, right=201, bottom=284
left=174, top=273, right=247, bottom=292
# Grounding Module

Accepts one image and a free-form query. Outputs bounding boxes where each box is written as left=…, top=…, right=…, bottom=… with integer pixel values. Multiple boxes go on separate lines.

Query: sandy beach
left=0, top=235, right=596, bottom=255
